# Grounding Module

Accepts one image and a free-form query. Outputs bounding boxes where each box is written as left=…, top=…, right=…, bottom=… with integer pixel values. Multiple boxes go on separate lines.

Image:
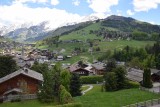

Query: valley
left=0, top=15, right=160, bottom=107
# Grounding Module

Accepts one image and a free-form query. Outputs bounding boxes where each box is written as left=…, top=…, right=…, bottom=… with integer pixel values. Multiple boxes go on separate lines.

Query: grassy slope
left=74, top=85, right=160, bottom=107
left=1, top=85, right=160, bottom=107
left=0, top=100, right=56, bottom=107
left=38, top=40, right=155, bottom=64
left=37, top=21, right=155, bottom=63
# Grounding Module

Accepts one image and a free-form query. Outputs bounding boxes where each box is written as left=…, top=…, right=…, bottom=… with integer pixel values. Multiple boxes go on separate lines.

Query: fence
left=122, top=98, right=160, bottom=107
left=140, top=86, right=160, bottom=94
left=2, top=94, right=37, bottom=102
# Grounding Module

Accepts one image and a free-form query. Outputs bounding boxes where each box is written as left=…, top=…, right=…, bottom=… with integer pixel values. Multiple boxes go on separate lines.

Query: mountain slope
left=55, top=15, right=160, bottom=42
left=27, top=21, right=92, bottom=42
left=2, top=15, right=160, bottom=42
left=102, top=15, right=160, bottom=33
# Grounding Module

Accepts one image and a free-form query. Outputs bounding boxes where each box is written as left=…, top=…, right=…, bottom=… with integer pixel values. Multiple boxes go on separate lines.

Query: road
left=82, top=85, right=93, bottom=95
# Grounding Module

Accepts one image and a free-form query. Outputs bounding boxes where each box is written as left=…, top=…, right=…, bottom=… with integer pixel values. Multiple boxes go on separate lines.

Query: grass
left=38, top=40, right=155, bottom=64
left=74, top=84, right=160, bottom=107
left=0, top=100, right=56, bottom=107
left=1, top=85, right=160, bottom=107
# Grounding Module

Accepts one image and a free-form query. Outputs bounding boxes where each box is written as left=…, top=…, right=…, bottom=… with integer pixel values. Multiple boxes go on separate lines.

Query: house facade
left=0, top=68, right=43, bottom=97
left=91, top=62, right=106, bottom=75
left=69, top=65, right=89, bottom=76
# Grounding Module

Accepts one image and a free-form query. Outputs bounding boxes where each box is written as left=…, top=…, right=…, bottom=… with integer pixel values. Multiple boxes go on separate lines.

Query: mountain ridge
left=1, top=15, right=160, bottom=42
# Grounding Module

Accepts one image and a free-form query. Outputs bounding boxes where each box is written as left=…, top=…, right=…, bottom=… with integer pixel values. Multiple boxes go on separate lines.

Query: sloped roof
left=151, top=69, right=160, bottom=75
left=69, top=65, right=90, bottom=73
left=0, top=68, right=43, bottom=84
left=92, top=62, right=105, bottom=70
left=126, top=68, right=143, bottom=82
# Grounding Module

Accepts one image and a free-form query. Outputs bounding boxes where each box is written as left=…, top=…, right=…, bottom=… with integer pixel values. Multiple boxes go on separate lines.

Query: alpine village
left=0, top=1, right=160, bottom=107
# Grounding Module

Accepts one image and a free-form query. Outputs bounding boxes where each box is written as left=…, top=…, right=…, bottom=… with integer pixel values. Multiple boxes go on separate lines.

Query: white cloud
left=87, top=0, right=119, bottom=13
left=72, top=0, right=80, bottom=6
left=127, top=9, right=134, bottom=15
left=13, top=0, right=48, bottom=4
left=0, top=2, right=83, bottom=30
left=51, top=0, right=59, bottom=6
left=133, top=0, right=160, bottom=12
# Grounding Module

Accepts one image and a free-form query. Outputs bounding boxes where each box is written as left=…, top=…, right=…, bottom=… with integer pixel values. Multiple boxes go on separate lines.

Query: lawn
left=0, top=100, right=56, bottom=107
left=74, top=84, right=160, bottom=107
left=1, top=85, right=160, bottom=107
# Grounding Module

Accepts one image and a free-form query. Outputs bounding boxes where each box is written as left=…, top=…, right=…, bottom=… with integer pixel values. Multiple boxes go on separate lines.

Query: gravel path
left=82, top=85, right=93, bottom=95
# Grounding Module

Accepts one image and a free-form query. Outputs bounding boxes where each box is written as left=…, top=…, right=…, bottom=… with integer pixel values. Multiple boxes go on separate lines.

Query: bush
left=0, top=97, right=3, bottom=103
left=11, top=98, right=21, bottom=102
left=80, top=75, right=103, bottom=84
left=60, top=85, right=73, bottom=104
left=55, top=103, right=82, bottom=107
left=127, top=81, right=140, bottom=88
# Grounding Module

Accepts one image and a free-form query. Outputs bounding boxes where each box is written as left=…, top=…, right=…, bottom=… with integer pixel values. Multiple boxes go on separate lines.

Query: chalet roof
left=126, top=68, right=143, bottom=82
left=151, top=69, right=160, bottom=75
left=69, top=65, right=90, bottom=72
left=126, top=68, right=160, bottom=82
left=0, top=68, right=43, bottom=84
left=84, top=66, right=92, bottom=72
left=69, top=65, right=80, bottom=72
left=92, top=62, right=105, bottom=70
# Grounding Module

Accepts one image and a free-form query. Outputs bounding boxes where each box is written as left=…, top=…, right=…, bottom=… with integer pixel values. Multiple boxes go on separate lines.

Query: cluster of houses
left=0, top=46, right=160, bottom=102
left=126, top=68, right=160, bottom=83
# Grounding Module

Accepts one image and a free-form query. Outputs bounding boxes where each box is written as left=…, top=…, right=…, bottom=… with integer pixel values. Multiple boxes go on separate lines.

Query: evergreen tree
left=113, top=67, right=128, bottom=89
left=155, top=54, right=160, bottom=70
left=60, top=69, right=71, bottom=92
left=51, top=63, right=61, bottom=97
left=38, top=70, right=54, bottom=103
left=105, top=59, right=116, bottom=72
left=31, top=61, right=49, bottom=73
left=104, top=72, right=117, bottom=91
left=70, top=73, right=82, bottom=97
left=59, top=85, right=73, bottom=104
left=0, top=55, right=18, bottom=78
left=142, top=68, right=153, bottom=88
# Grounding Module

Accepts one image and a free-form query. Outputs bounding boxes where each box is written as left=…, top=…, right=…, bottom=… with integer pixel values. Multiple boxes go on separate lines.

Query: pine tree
left=59, top=85, right=73, bottom=104
left=60, top=69, right=71, bottom=92
left=70, top=73, right=82, bottom=97
left=104, top=72, right=117, bottom=91
left=51, top=63, right=61, bottom=97
left=155, top=54, right=160, bottom=70
left=113, top=67, right=128, bottom=89
left=0, top=55, right=18, bottom=78
left=38, top=70, right=54, bottom=103
left=142, top=68, right=153, bottom=88
left=105, top=59, right=116, bottom=72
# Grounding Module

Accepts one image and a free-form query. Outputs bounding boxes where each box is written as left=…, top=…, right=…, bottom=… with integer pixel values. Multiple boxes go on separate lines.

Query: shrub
left=60, top=85, right=73, bottom=104
left=80, top=75, right=103, bottom=84
left=0, top=97, right=3, bottom=103
left=104, top=72, right=117, bottom=91
left=55, top=103, right=82, bottom=107
left=11, top=98, right=21, bottom=102
left=127, top=81, right=140, bottom=88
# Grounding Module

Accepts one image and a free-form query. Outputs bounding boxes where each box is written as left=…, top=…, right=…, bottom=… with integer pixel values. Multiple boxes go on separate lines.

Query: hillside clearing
left=74, top=84, right=160, bottom=107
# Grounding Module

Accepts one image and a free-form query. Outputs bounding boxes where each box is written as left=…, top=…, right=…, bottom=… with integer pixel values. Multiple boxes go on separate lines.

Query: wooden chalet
left=0, top=68, right=43, bottom=97
left=126, top=68, right=160, bottom=83
left=91, top=62, right=106, bottom=75
left=69, top=65, right=89, bottom=76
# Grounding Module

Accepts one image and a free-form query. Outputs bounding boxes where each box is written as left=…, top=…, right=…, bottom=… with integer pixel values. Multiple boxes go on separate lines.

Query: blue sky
left=0, top=0, right=160, bottom=29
